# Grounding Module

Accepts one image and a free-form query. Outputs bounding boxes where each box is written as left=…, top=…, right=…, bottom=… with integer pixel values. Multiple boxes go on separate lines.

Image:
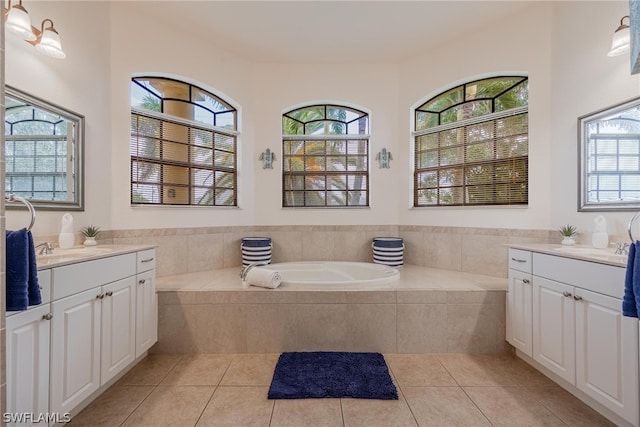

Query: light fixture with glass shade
left=608, top=15, right=631, bottom=57
left=4, top=0, right=36, bottom=41
left=3, top=0, right=66, bottom=59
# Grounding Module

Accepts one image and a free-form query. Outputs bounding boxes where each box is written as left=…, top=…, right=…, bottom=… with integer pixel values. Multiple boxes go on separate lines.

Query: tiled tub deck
left=153, top=265, right=508, bottom=354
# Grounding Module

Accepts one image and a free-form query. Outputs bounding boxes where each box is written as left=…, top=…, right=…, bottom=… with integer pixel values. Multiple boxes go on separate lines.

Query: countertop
left=35, top=244, right=156, bottom=269
left=508, top=243, right=628, bottom=268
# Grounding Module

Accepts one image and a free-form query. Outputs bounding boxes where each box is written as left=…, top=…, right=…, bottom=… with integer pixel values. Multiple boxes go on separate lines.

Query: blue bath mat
left=268, top=351, right=398, bottom=400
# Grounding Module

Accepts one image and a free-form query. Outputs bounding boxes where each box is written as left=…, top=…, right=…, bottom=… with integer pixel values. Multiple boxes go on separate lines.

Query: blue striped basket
left=241, top=237, right=272, bottom=266
left=372, top=237, right=404, bottom=267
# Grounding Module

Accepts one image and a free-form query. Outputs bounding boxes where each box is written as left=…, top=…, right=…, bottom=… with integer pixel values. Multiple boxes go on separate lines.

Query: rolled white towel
left=245, top=266, right=282, bottom=289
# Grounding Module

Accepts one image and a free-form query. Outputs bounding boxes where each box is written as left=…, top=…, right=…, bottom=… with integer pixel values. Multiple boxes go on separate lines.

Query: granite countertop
left=36, top=244, right=156, bottom=269
left=508, top=243, right=628, bottom=268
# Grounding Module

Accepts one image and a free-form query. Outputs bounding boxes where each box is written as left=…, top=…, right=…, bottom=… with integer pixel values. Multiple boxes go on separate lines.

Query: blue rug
left=268, top=351, right=398, bottom=400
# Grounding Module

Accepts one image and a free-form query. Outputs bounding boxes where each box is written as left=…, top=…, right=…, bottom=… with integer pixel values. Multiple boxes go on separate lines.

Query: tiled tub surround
left=37, top=225, right=559, bottom=278
left=153, top=265, right=508, bottom=354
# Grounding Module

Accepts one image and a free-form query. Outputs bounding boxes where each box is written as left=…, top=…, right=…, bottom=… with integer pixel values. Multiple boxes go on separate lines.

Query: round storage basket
left=372, top=237, right=404, bottom=267
left=241, top=237, right=272, bottom=266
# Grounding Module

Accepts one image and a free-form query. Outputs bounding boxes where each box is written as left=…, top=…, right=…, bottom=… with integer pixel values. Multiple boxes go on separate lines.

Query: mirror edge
left=5, top=85, right=85, bottom=211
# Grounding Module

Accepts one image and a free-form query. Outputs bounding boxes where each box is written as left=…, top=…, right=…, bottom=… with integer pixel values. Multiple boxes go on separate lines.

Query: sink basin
left=553, top=246, right=627, bottom=264
left=37, top=246, right=114, bottom=259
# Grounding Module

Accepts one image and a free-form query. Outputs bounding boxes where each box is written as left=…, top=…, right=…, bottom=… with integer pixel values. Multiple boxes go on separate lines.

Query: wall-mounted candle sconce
left=376, top=148, right=393, bottom=168
left=4, top=0, right=66, bottom=59
left=259, top=148, right=276, bottom=169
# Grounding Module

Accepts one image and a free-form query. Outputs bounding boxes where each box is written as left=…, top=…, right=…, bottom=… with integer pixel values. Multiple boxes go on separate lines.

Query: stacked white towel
left=244, top=267, right=282, bottom=289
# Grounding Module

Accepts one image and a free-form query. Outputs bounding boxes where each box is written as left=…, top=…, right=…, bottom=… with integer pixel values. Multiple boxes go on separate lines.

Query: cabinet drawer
left=509, top=249, right=532, bottom=273
left=137, top=249, right=156, bottom=273
left=533, top=253, right=625, bottom=299
left=52, top=253, right=137, bottom=300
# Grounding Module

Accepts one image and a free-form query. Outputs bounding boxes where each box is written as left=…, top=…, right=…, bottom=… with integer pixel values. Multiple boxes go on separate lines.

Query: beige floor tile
left=121, top=385, right=215, bottom=427
left=119, top=354, right=183, bottom=385
left=270, top=398, right=343, bottom=427
left=403, top=386, right=491, bottom=427
left=342, top=394, right=417, bottom=427
left=464, top=386, right=566, bottom=427
left=70, top=385, right=154, bottom=426
left=220, top=353, right=280, bottom=386
left=437, top=354, right=520, bottom=386
left=385, top=354, right=457, bottom=387
left=161, top=354, right=234, bottom=385
left=196, top=386, right=273, bottom=427
left=526, top=386, right=616, bottom=426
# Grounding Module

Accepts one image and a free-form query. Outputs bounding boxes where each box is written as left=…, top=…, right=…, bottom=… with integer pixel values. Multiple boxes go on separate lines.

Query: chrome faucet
left=615, top=242, right=630, bottom=255
left=35, top=242, right=54, bottom=255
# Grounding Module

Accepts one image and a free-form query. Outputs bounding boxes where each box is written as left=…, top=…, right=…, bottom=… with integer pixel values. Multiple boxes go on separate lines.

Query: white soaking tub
left=257, top=261, right=400, bottom=288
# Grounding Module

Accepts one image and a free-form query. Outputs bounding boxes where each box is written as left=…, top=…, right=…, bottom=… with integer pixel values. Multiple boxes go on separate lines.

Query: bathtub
left=257, top=261, right=400, bottom=288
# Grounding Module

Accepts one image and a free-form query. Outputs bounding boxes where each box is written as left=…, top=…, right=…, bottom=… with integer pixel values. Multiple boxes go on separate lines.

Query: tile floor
left=70, top=353, right=615, bottom=427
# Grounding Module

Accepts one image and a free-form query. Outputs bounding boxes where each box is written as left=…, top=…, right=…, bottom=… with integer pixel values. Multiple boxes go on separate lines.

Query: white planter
left=561, top=237, right=576, bottom=246
left=83, top=237, right=97, bottom=246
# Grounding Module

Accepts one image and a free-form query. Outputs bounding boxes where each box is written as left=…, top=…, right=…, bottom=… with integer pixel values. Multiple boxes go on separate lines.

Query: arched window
left=413, top=76, right=528, bottom=206
left=130, top=76, right=238, bottom=206
left=282, top=104, right=369, bottom=207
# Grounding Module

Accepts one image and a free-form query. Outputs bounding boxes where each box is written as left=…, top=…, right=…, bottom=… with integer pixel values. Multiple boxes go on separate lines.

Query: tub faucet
left=35, top=242, right=54, bottom=255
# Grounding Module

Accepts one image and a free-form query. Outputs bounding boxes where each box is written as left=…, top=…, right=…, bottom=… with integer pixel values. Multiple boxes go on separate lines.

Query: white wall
left=6, top=1, right=639, bottom=237
left=5, top=1, right=111, bottom=235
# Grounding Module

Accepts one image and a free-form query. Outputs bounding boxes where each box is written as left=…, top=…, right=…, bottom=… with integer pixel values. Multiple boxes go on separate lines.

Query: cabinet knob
left=522, top=279, right=530, bottom=284
left=138, top=279, right=146, bottom=285
left=573, top=295, right=583, bottom=301
left=96, top=293, right=105, bottom=299
left=106, top=291, right=113, bottom=297
left=42, top=313, right=53, bottom=321
left=563, top=291, right=572, bottom=298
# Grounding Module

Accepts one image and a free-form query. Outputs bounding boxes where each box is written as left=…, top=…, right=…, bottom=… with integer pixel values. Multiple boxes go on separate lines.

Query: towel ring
left=5, top=194, right=36, bottom=231
left=628, top=212, right=640, bottom=242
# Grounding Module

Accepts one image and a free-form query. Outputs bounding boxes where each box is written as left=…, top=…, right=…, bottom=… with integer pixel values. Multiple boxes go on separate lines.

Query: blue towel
left=27, top=231, right=41, bottom=306
left=623, top=242, right=637, bottom=317
left=5, top=229, right=41, bottom=311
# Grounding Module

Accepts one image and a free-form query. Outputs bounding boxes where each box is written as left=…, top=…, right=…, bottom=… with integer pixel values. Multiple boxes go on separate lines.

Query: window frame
left=282, top=104, right=370, bottom=208
left=130, top=76, right=239, bottom=207
left=413, top=76, right=529, bottom=207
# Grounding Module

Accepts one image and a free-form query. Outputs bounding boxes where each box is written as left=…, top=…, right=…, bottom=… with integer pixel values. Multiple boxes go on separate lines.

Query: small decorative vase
left=83, top=237, right=97, bottom=246
left=561, top=237, right=576, bottom=246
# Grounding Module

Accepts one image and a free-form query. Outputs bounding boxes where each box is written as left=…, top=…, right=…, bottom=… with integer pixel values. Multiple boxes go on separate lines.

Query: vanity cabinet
left=507, top=249, right=533, bottom=356
left=5, top=270, right=52, bottom=427
left=507, top=248, right=639, bottom=427
left=5, top=247, right=157, bottom=422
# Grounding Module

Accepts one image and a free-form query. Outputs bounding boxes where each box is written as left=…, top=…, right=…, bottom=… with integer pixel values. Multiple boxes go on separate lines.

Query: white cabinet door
left=575, top=288, right=639, bottom=426
left=136, top=270, right=157, bottom=357
left=532, top=277, right=575, bottom=384
left=508, top=268, right=533, bottom=356
left=6, top=304, right=51, bottom=426
left=101, top=277, right=136, bottom=384
left=50, top=287, right=101, bottom=415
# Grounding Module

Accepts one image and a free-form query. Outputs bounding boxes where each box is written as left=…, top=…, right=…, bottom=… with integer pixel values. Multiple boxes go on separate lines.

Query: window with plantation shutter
left=130, top=77, right=238, bottom=206
left=413, top=76, right=528, bottom=207
left=282, top=104, right=369, bottom=207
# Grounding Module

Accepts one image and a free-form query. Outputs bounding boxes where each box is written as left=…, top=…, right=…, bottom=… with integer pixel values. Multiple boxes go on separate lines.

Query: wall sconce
left=4, top=0, right=66, bottom=59
left=608, top=15, right=630, bottom=57
left=376, top=148, right=393, bottom=169
left=259, top=148, right=276, bottom=169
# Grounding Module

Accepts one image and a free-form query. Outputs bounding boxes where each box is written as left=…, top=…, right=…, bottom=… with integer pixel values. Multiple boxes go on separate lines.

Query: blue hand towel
left=6, top=229, right=29, bottom=311
left=634, top=240, right=640, bottom=316
left=622, top=242, right=637, bottom=317
left=27, top=230, right=41, bottom=306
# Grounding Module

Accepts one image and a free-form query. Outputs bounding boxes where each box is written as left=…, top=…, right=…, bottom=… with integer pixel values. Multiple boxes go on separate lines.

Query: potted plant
left=81, top=225, right=100, bottom=246
left=559, top=225, right=578, bottom=246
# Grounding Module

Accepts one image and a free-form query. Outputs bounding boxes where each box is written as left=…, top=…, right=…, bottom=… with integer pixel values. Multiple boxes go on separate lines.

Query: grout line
left=193, top=385, right=218, bottom=427
left=386, top=364, right=420, bottom=427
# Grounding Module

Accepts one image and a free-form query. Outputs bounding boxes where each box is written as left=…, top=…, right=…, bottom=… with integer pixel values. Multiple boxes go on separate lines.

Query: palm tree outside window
left=130, top=76, right=238, bottom=206
left=282, top=104, right=369, bottom=207
left=413, top=76, right=529, bottom=207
